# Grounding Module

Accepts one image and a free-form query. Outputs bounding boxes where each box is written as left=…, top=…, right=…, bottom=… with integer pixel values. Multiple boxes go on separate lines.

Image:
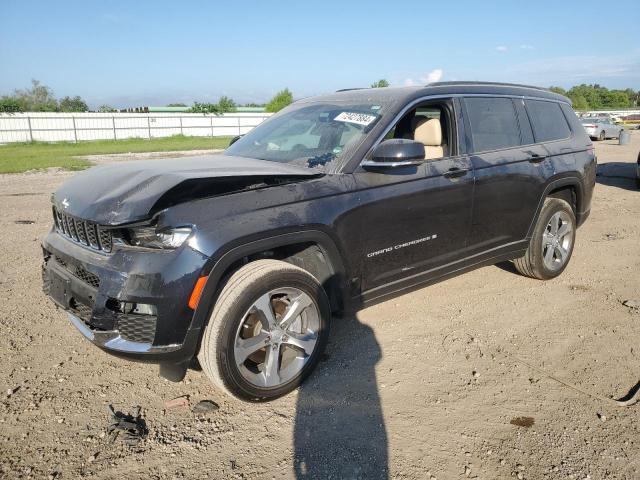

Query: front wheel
left=198, top=260, right=330, bottom=402
left=513, top=198, right=576, bottom=280
left=598, top=130, right=605, bottom=141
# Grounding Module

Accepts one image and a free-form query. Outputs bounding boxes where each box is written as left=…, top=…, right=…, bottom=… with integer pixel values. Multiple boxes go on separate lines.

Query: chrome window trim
left=360, top=93, right=573, bottom=165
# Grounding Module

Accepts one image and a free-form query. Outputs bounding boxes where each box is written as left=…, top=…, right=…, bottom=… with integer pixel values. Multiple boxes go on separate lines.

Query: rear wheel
left=598, top=130, right=605, bottom=141
left=198, top=260, right=330, bottom=402
left=513, top=198, right=576, bottom=280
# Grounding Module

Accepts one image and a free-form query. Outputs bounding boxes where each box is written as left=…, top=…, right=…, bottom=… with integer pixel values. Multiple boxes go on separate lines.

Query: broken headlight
left=126, top=226, right=192, bottom=249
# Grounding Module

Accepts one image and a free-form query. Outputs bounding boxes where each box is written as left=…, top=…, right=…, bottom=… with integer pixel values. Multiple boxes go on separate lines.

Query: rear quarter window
left=525, top=100, right=571, bottom=142
left=464, top=97, right=522, bottom=152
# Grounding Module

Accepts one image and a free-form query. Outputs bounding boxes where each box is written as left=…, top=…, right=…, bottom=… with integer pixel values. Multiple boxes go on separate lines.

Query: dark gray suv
left=42, top=82, right=596, bottom=401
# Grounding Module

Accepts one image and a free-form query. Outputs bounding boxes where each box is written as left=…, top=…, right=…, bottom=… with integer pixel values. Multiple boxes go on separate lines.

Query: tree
left=571, top=95, right=589, bottom=111
left=98, top=104, right=117, bottom=113
left=188, top=102, right=222, bottom=114
left=59, top=95, right=88, bottom=112
left=0, top=96, right=26, bottom=113
left=549, top=86, right=567, bottom=96
left=13, top=79, right=58, bottom=111
left=265, top=88, right=293, bottom=113
left=371, top=79, right=390, bottom=88
left=217, top=96, right=237, bottom=113
left=548, top=84, right=637, bottom=110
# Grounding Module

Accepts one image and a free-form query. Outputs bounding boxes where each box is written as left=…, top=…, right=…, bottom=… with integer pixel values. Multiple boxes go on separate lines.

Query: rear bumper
left=42, top=229, right=208, bottom=366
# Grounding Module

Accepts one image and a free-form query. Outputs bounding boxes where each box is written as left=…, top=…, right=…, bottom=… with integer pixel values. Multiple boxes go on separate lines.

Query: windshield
left=580, top=118, right=598, bottom=123
left=224, top=102, right=386, bottom=172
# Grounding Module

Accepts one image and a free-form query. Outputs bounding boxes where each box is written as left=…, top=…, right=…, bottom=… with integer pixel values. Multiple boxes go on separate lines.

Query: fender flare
left=189, top=229, right=349, bottom=333
left=526, top=175, right=585, bottom=238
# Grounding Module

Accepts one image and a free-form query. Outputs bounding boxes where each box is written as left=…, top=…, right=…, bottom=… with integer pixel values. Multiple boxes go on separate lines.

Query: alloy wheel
left=233, top=288, right=320, bottom=388
left=541, top=211, right=573, bottom=271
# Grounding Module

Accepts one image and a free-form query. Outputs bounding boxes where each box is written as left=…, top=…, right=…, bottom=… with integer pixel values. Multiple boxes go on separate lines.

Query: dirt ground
left=0, top=133, right=639, bottom=480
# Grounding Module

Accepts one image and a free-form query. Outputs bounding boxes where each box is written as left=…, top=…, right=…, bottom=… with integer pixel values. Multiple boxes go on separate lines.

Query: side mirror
left=229, top=134, right=243, bottom=146
left=361, top=139, right=425, bottom=169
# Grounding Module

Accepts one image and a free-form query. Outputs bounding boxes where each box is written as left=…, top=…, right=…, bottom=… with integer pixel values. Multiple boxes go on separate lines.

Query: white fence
left=0, top=112, right=272, bottom=143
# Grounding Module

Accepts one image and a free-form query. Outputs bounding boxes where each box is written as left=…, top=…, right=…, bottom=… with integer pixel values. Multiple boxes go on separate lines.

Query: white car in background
left=580, top=117, right=624, bottom=141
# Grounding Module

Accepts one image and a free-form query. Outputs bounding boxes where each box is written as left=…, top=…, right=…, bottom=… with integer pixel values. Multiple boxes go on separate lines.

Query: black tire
left=198, top=259, right=330, bottom=402
left=598, top=130, right=605, bottom=141
left=513, top=198, right=576, bottom=280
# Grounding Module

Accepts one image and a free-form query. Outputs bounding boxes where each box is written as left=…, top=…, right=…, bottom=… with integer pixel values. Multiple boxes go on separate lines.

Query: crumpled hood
left=52, top=154, right=320, bottom=225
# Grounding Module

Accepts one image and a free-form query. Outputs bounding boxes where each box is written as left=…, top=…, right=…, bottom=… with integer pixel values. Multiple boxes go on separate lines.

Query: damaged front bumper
left=66, top=311, right=182, bottom=354
left=42, top=228, right=209, bottom=375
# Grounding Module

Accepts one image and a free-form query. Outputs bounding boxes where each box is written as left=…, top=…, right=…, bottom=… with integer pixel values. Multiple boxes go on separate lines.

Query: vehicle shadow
left=293, top=314, right=388, bottom=479
left=596, top=162, right=638, bottom=191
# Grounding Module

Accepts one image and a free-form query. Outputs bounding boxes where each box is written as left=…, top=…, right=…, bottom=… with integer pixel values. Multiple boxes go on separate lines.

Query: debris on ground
left=614, top=381, right=640, bottom=407
left=622, top=299, right=640, bottom=310
left=164, top=395, right=189, bottom=410
left=13, top=219, right=35, bottom=224
left=106, top=405, right=147, bottom=446
left=192, top=400, right=219, bottom=415
left=510, top=417, right=535, bottom=428
left=6, top=386, right=19, bottom=397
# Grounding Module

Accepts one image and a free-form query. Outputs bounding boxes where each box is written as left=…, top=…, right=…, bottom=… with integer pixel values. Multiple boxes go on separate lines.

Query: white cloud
left=423, top=69, right=444, bottom=83
left=496, top=46, right=508, bottom=52
left=520, top=44, right=534, bottom=50
left=403, top=69, right=443, bottom=86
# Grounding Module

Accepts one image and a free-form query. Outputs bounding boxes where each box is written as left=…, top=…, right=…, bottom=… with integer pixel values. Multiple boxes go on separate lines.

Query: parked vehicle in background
left=42, top=82, right=596, bottom=401
left=580, top=117, right=624, bottom=141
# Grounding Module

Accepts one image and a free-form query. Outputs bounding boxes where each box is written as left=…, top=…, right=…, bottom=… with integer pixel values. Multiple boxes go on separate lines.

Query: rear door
left=461, top=96, right=547, bottom=255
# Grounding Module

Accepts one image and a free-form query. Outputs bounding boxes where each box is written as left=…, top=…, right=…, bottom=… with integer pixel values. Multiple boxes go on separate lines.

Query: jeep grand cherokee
left=42, top=82, right=596, bottom=401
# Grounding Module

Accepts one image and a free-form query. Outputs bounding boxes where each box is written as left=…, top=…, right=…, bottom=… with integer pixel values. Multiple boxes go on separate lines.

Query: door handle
left=443, top=167, right=469, bottom=179
left=528, top=153, right=547, bottom=163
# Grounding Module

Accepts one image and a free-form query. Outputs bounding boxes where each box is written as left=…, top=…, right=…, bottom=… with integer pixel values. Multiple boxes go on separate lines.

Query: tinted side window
left=525, top=100, right=571, bottom=142
left=464, top=97, right=521, bottom=152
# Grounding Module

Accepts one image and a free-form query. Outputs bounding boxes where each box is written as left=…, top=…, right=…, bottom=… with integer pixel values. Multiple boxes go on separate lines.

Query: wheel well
left=548, top=185, right=577, bottom=214
left=220, top=242, right=344, bottom=314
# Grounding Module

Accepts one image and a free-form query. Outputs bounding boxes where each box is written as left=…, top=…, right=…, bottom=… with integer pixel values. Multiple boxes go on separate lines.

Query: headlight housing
left=126, top=226, right=192, bottom=249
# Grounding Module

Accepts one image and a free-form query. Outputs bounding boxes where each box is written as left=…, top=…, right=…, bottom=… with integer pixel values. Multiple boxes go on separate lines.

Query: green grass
left=0, top=135, right=233, bottom=174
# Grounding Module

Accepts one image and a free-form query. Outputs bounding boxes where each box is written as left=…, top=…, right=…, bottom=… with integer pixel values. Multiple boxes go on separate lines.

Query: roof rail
left=427, top=81, right=550, bottom=92
left=335, top=87, right=367, bottom=92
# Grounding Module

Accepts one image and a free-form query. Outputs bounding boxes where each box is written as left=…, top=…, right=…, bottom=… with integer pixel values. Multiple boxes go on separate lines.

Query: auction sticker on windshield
left=334, top=111, right=378, bottom=126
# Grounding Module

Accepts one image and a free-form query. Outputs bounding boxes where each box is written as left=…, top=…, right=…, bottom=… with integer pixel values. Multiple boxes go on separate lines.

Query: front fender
left=189, top=229, right=349, bottom=333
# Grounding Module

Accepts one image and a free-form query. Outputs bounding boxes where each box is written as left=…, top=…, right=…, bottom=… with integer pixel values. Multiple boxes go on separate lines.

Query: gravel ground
left=0, top=136, right=639, bottom=479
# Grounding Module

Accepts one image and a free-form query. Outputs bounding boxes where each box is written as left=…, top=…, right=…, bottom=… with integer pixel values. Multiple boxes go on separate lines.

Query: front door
left=353, top=99, right=474, bottom=295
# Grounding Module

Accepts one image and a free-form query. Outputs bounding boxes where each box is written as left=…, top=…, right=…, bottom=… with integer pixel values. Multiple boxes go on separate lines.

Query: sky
left=1, top=0, right=639, bottom=108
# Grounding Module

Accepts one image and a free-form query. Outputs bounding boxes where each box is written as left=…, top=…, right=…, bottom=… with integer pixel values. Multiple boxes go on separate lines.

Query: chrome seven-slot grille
left=52, top=206, right=113, bottom=252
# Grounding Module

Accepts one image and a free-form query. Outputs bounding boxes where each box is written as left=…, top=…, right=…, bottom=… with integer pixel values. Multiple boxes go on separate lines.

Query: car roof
left=297, top=81, right=571, bottom=106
